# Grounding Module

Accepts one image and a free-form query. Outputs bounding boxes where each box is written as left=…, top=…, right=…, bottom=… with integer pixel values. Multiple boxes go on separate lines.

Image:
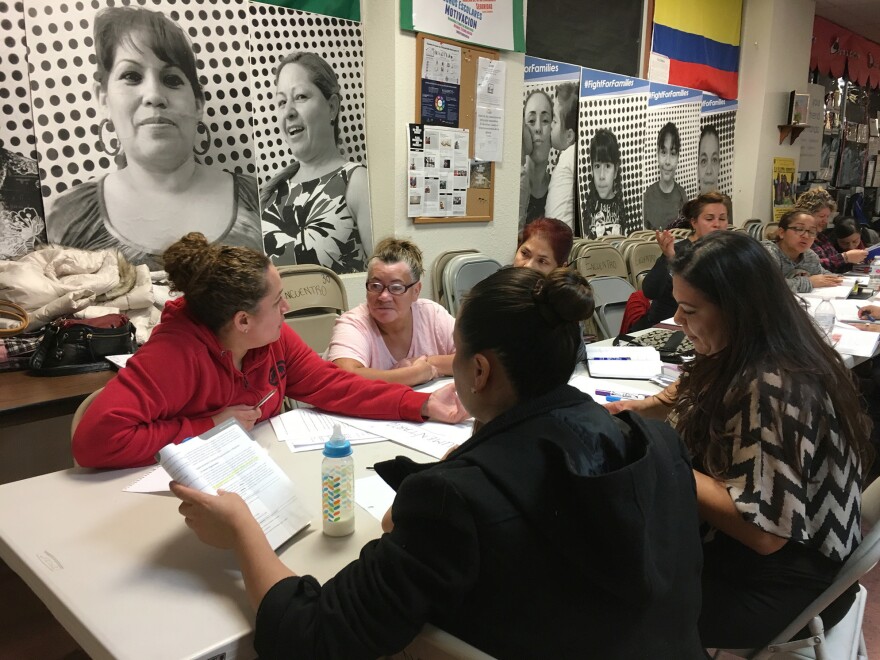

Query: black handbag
left=613, top=329, right=695, bottom=364
left=29, top=314, right=136, bottom=376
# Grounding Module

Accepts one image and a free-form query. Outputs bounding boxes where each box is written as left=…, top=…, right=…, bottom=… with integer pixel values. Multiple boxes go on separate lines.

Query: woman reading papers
left=72, top=233, right=466, bottom=468
left=171, top=267, right=705, bottom=658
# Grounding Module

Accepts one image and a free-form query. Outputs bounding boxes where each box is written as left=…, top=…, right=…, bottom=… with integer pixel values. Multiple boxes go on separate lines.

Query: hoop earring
left=193, top=121, right=211, bottom=156
left=98, top=119, right=120, bottom=157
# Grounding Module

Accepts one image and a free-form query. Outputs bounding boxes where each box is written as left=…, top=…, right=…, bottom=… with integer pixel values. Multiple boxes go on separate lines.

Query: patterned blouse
left=261, top=161, right=367, bottom=274
left=46, top=172, right=262, bottom=270
left=681, top=369, right=862, bottom=562
left=811, top=231, right=848, bottom=273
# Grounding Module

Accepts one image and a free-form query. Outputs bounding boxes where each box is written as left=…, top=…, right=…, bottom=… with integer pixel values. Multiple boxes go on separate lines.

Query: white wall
left=341, top=1, right=525, bottom=305
left=733, top=0, right=816, bottom=222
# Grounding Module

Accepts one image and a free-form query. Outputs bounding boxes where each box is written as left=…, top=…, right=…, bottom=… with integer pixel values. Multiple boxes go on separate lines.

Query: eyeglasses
left=786, top=226, right=818, bottom=238
left=365, top=280, right=419, bottom=296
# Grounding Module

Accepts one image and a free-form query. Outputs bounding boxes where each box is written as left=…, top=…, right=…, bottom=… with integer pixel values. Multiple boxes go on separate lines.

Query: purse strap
left=0, top=300, right=28, bottom=337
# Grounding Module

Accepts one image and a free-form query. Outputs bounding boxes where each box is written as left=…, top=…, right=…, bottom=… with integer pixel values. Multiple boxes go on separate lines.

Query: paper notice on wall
left=474, top=105, right=503, bottom=162
left=421, top=38, right=461, bottom=85
left=799, top=83, right=825, bottom=172
left=647, top=52, right=670, bottom=84
left=476, top=57, right=506, bottom=109
left=407, top=123, right=426, bottom=217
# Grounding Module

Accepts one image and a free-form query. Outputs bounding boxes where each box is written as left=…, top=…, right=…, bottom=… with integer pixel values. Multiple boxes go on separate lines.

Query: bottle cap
left=323, top=423, right=352, bottom=458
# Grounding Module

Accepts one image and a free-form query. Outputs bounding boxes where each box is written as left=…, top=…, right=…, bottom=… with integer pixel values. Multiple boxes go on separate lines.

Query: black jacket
left=632, top=239, right=692, bottom=331
left=255, top=385, right=704, bottom=659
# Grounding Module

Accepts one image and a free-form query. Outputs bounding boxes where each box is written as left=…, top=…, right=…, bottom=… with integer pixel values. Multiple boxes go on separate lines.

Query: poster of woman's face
left=249, top=3, right=372, bottom=275
left=0, top=1, right=46, bottom=259
left=698, top=106, right=736, bottom=198
left=25, top=0, right=261, bottom=269
left=520, top=58, right=581, bottom=236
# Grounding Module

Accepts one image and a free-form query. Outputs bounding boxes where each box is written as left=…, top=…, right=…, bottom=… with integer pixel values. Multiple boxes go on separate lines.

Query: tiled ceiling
left=815, top=0, right=880, bottom=45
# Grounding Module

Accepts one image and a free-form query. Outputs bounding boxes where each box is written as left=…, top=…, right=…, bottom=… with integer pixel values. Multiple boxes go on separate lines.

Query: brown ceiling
left=815, top=0, right=880, bottom=45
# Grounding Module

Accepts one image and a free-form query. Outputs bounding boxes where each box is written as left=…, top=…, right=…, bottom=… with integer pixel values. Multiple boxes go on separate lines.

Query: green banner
left=252, top=0, right=361, bottom=22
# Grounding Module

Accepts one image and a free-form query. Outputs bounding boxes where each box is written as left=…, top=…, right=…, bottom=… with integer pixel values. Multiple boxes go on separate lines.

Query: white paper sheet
left=568, top=375, right=660, bottom=402
left=585, top=345, right=663, bottom=380
left=124, top=466, right=171, bottom=493
left=355, top=475, right=396, bottom=522
left=272, top=409, right=383, bottom=452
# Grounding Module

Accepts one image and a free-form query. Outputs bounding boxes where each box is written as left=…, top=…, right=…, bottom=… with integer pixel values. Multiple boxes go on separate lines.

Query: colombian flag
left=650, top=0, right=742, bottom=100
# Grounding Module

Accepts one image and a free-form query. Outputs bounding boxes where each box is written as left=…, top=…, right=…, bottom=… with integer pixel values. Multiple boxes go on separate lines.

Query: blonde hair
left=795, top=188, right=837, bottom=214
left=369, top=237, right=424, bottom=281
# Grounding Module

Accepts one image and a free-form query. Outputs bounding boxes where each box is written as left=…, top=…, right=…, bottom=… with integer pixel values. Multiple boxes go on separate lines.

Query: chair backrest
left=589, top=275, right=637, bottom=338
left=276, top=265, right=348, bottom=355
left=626, top=241, right=661, bottom=286
left=635, top=270, right=650, bottom=290
left=443, top=254, right=503, bottom=316
left=572, top=244, right=628, bottom=280
left=71, top=387, right=104, bottom=467
left=389, top=624, right=497, bottom=660
left=746, top=477, right=880, bottom=660
left=433, top=249, right=478, bottom=306
left=763, top=222, right=780, bottom=241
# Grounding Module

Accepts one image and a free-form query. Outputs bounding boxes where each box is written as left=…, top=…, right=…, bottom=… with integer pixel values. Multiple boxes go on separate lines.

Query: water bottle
left=814, top=296, right=835, bottom=339
left=870, top=257, right=880, bottom=290
left=321, top=423, right=355, bottom=537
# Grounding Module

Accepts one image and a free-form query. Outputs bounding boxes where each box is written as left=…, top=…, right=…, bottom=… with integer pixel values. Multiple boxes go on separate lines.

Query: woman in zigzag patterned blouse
left=665, top=231, right=872, bottom=649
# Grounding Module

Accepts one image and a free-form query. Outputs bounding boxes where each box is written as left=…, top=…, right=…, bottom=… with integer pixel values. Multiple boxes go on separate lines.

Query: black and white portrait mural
left=699, top=93, right=737, bottom=199
left=0, top=0, right=46, bottom=260
left=642, top=83, right=701, bottom=230
left=520, top=56, right=581, bottom=234
left=249, top=3, right=372, bottom=275
left=578, top=68, right=648, bottom=237
left=26, top=0, right=260, bottom=270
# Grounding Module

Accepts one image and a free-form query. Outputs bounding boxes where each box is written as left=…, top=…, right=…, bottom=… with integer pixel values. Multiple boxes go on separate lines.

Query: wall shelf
left=778, top=124, right=807, bottom=145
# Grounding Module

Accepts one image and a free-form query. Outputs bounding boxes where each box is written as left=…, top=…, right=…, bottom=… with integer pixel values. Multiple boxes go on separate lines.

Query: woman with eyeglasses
left=762, top=209, right=843, bottom=292
left=328, top=238, right=455, bottom=386
left=73, top=233, right=467, bottom=469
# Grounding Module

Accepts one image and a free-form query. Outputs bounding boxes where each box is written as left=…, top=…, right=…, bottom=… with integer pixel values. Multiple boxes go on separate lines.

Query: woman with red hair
left=513, top=217, right=573, bottom=275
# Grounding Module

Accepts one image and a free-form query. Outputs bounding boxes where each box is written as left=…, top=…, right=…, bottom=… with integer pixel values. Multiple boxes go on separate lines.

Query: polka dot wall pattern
left=577, top=93, right=648, bottom=236
left=248, top=3, right=367, bottom=187
left=23, top=0, right=257, bottom=208
left=701, top=110, right=736, bottom=199
left=643, top=101, right=701, bottom=201
left=1, top=1, right=38, bottom=160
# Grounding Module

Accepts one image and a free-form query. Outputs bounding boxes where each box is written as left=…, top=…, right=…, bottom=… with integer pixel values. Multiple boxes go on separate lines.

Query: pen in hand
left=254, top=389, right=277, bottom=410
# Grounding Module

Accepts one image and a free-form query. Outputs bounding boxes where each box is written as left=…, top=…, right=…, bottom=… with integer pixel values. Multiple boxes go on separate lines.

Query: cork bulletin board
left=413, top=32, right=497, bottom=224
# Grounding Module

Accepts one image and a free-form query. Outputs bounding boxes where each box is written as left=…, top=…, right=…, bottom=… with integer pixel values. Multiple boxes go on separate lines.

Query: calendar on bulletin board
left=410, top=33, right=498, bottom=224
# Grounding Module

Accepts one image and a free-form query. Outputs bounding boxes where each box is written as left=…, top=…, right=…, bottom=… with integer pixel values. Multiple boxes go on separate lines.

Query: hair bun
left=163, top=232, right=214, bottom=296
left=542, top=268, right=595, bottom=323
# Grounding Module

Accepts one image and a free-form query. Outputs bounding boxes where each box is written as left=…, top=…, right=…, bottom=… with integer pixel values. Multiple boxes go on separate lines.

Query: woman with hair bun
left=72, top=233, right=467, bottom=469
left=170, top=266, right=704, bottom=659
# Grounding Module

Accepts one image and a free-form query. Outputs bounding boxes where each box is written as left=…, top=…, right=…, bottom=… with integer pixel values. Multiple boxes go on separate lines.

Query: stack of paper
left=585, top=345, right=663, bottom=380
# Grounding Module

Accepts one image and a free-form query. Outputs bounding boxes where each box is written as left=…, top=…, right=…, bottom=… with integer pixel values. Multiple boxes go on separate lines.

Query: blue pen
left=591, top=357, right=632, bottom=361
left=859, top=307, right=877, bottom=322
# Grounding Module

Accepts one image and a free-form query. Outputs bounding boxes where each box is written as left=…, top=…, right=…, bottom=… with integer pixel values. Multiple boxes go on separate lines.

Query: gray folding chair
left=588, top=275, right=637, bottom=339
left=276, top=265, right=348, bottom=355
left=443, top=254, right=502, bottom=316
left=714, top=477, right=880, bottom=659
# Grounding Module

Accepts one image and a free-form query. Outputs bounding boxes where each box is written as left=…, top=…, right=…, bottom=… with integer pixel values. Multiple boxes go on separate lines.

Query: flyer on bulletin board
left=407, top=123, right=469, bottom=217
left=772, top=157, right=796, bottom=221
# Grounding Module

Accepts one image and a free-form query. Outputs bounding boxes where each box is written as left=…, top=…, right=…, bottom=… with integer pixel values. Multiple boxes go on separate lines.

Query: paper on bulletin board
left=476, top=57, right=506, bottom=109
left=474, top=105, right=503, bottom=162
left=421, top=79, right=460, bottom=127
left=408, top=123, right=470, bottom=217
left=421, top=39, right=461, bottom=84
left=798, top=83, right=825, bottom=172
left=772, top=157, right=796, bottom=221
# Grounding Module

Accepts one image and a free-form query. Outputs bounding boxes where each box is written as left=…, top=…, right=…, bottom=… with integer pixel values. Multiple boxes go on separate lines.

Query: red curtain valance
left=811, top=15, right=880, bottom=90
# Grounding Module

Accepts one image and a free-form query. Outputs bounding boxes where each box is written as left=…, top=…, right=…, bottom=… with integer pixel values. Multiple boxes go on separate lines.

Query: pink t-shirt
left=327, top=299, right=456, bottom=370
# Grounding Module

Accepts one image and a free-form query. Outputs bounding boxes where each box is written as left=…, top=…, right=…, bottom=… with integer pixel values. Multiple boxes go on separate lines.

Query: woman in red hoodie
left=72, top=233, right=467, bottom=468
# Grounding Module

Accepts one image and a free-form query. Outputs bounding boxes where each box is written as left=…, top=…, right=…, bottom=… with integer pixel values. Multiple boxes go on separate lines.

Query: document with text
left=156, top=420, right=310, bottom=550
